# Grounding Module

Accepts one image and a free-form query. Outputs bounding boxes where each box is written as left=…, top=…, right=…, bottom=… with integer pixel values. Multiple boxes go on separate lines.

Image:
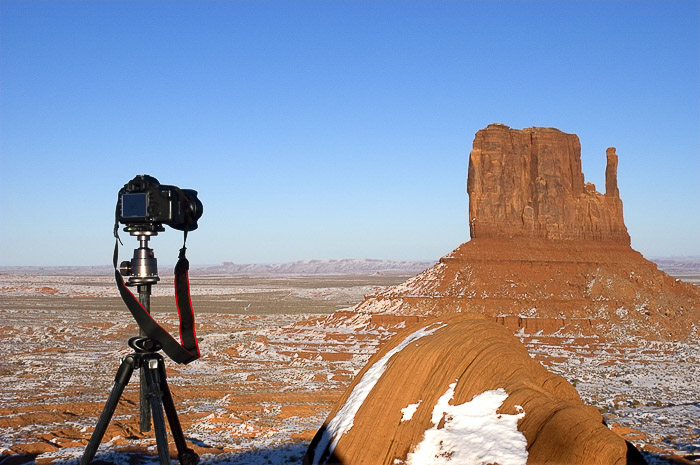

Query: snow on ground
left=0, top=274, right=384, bottom=300
left=0, top=273, right=697, bottom=464
left=522, top=332, right=700, bottom=459
left=0, top=289, right=387, bottom=464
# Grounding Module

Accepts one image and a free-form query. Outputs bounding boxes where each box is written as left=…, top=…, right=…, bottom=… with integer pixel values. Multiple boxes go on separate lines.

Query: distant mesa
left=328, top=124, right=699, bottom=340
left=651, top=256, right=700, bottom=275
left=197, top=258, right=435, bottom=276
left=305, top=316, right=646, bottom=465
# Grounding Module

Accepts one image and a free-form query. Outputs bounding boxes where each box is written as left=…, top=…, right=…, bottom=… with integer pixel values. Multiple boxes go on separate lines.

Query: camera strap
left=112, top=234, right=201, bottom=365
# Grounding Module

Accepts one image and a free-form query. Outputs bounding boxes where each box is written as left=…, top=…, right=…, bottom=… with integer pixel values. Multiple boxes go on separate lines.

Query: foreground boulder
left=305, top=316, right=645, bottom=465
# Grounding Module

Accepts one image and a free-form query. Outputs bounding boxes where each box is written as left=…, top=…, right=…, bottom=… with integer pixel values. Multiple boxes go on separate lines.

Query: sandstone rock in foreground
left=305, top=316, right=646, bottom=465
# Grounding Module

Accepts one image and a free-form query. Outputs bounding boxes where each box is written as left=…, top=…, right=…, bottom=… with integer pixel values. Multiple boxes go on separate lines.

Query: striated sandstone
left=305, top=317, right=646, bottom=465
left=468, top=124, right=630, bottom=244
left=350, top=236, right=700, bottom=339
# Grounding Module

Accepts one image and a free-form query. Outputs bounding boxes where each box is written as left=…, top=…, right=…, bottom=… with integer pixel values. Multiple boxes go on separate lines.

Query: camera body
left=117, top=175, right=203, bottom=232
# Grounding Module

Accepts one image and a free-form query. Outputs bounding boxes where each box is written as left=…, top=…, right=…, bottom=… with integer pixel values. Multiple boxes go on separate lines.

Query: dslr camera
left=117, top=175, right=203, bottom=232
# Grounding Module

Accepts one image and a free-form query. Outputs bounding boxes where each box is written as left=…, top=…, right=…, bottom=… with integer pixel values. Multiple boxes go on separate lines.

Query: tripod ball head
left=120, top=233, right=160, bottom=286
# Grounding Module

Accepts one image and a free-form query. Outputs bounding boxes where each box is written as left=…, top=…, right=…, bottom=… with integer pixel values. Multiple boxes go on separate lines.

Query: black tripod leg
left=143, top=357, right=171, bottom=465
left=140, top=364, right=152, bottom=432
left=157, top=358, right=199, bottom=465
left=80, top=355, right=136, bottom=465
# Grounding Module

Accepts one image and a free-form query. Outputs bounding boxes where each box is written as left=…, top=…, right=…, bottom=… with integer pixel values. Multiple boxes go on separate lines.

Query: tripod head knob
left=120, top=261, right=133, bottom=277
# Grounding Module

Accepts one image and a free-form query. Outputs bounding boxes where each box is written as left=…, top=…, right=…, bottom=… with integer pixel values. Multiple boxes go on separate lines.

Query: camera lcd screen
left=122, top=193, right=148, bottom=219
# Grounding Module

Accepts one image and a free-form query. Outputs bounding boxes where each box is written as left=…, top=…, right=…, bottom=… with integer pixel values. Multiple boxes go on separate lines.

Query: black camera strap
left=112, top=235, right=200, bottom=365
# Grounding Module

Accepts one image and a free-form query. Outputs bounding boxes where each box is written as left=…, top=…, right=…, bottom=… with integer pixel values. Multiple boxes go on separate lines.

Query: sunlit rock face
left=467, top=124, right=629, bottom=244
left=332, top=124, right=699, bottom=341
left=305, top=316, right=644, bottom=465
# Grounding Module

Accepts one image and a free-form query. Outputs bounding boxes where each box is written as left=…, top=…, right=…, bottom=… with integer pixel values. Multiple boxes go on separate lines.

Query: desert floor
left=0, top=271, right=698, bottom=465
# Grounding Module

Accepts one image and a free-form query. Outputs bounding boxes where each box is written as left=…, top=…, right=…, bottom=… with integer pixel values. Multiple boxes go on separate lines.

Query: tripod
left=81, top=229, right=199, bottom=465
left=80, top=337, right=199, bottom=465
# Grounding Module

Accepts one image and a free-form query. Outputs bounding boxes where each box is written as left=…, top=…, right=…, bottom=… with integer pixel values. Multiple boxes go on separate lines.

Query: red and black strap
left=113, top=237, right=200, bottom=365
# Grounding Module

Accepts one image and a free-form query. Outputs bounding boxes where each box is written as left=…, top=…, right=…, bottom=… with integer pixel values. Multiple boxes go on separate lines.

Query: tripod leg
left=80, top=355, right=136, bottom=465
left=143, top=356, right=171, bottom=465
left=157, top=357, right=199, bottom=465
left=140, top=365, right=152, bottom=432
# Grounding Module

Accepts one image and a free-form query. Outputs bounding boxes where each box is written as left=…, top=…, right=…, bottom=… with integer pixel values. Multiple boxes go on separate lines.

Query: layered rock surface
left=305, top=317, right=645, bottom=465
left=468, top=124, right=629, bottom=244
left=333, top=124, right=699, bottom=340
left=350, top=236, right=699, bottom=339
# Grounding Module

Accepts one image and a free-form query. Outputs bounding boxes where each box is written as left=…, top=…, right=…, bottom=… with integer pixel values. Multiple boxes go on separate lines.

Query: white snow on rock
left=406, top=383, right=527, bottom=465
left=311, top=323, right=446, bottom=465
left=401, top=401, right=422, bottom=422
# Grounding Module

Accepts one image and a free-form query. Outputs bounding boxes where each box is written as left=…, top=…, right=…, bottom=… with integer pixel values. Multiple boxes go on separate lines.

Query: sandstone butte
left=302, top=124, right=700, bottom=464
left=304, top=316, right=647, bottom=465
left=328, top=124, right=699, bottom=341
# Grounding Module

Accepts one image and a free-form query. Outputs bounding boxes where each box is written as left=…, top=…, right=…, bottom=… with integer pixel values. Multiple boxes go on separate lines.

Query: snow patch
left=406, top=383, right=527, bottom=465
left=401, top=401, right=422, bottom=422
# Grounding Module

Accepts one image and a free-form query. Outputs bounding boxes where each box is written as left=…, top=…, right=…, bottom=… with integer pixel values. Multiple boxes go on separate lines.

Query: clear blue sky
left=1, top=1, right=698, bottom=266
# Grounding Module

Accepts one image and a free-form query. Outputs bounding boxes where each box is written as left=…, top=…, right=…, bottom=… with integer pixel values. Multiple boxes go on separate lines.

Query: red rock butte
left=335, top=124, right=699, bottom=340
left=468, top=124, right=630, bottom=244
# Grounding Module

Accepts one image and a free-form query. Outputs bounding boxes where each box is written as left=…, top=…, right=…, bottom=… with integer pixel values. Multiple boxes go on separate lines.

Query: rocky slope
left=349, top=236, right=699, bottom=340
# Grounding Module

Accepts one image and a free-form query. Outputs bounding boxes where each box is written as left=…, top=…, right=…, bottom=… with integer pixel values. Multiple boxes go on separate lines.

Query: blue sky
left=1, top=1, right=698, bottom=266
